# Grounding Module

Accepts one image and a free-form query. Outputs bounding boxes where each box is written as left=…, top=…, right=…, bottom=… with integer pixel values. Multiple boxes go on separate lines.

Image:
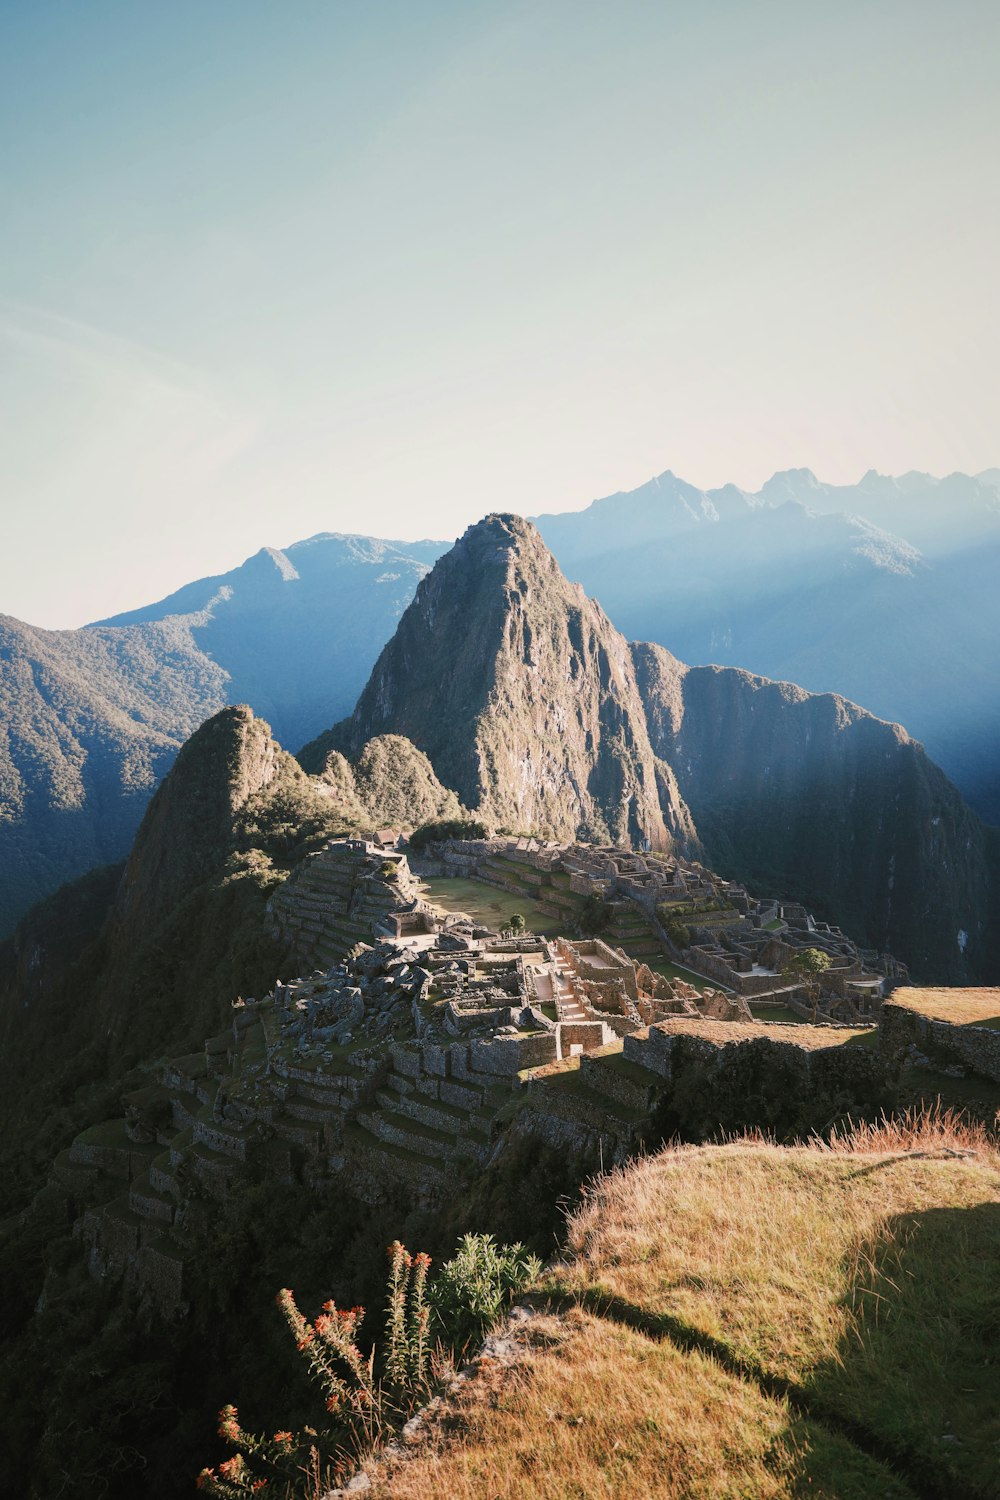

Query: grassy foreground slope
left=369, top=1126, right=1000, bottom=1500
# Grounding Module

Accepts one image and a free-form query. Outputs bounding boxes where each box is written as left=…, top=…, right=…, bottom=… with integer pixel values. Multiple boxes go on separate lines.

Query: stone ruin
left=54, top=833, right=906, bottom=1319
left=407, top=835, right=902, bottom=1024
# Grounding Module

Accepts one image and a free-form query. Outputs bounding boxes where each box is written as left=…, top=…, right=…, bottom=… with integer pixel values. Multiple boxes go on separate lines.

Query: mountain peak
left=303, top=515, right=696, bottom=851
left=759, top=467, right=822, bottom=501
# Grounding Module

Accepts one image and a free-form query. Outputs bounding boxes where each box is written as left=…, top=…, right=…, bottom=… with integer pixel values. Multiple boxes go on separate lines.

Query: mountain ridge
left=2, top=465, right=998, bottom=934
left=303, top=513, right=697, bottom=852
left=304, top=513, right=995, bottom=980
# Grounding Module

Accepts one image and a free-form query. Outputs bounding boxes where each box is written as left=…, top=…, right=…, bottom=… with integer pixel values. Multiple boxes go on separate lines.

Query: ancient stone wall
left=880, top=1001, right=1000, bottom=1084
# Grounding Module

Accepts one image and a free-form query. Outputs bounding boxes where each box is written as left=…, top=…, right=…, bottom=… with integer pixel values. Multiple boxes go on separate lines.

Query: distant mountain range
left=535, top=467, right=1000, bottom=824
left=1, top=466, right=997, bottom=938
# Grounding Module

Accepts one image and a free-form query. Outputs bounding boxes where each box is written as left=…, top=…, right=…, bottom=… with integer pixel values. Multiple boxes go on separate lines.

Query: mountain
left=4, top=466, right=998, bottom=938
left=0, top=534, right=444, bottom=935
left=0, top=611, right=229, bottom=933
left=0, top=704, right=356, bottom=1171
left=95, top=532, right=446, bottom=752
left=534, top=468, right=1000, bottom=823
left=303, top=514, right=698, bottom=851
left=308, top=515, right=996, bottom=980
left=633, top=645, right=993, bottom=977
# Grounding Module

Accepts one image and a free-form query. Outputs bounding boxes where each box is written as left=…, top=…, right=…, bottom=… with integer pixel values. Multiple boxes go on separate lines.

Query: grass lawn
left=421, top=876, right=563, bottom=937
left=749, top=1003, right=808, bottom=1024
left=547, top=1134, right=1000, bottom=1498
left=367, top=1308, right=909, bottom=1500
left=648, top=959, right=723, bottom=993
left=890, top=986, right=1000, bottom=1028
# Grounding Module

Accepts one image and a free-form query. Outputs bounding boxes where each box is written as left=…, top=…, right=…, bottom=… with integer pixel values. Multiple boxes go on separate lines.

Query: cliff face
left=309, top=515, right=696, bottom=850
left=633, top=643, right=994, bottom=980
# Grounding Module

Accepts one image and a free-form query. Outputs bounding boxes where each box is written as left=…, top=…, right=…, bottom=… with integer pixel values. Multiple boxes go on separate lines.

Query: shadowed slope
left=634, top=642, right=995, bottom=979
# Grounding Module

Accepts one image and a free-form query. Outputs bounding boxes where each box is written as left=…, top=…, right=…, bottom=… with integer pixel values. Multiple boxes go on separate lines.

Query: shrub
left=196, top=1242, right=432, bottom=1497
left=577, top=893, right=613, bottom=936
left=427, top=1232, right=542, bottom=1352
left=408, top=818, right=489, bottom=851
left=663, top=915, right=691, bottom=949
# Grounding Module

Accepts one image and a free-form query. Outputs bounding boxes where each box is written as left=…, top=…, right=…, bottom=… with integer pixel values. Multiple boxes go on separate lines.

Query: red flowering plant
left=196, top=1243, right=434, bottom=1496
left=195, top=1405, right=303, bottom=1496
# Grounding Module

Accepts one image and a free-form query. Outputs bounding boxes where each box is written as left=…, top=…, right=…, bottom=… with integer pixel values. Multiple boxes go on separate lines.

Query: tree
left=781, top=948, right=833, bottom=1021
left=509, top=913, right=526, bottom=935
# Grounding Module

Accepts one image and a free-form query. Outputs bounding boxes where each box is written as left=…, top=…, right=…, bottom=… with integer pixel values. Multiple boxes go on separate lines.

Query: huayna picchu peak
left=303, top=513, right=698, bottom=854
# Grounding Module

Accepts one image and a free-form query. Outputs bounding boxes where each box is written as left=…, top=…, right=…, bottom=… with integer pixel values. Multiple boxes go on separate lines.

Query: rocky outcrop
left=308, top=734, right=464, bottom=831
left=0, top=707, right=353, bottom=1142
left=307, top=515, right=697, bottom=852
left=633, top=643, right=995, bottom=980
left=113, top=705, right=284, bottom=934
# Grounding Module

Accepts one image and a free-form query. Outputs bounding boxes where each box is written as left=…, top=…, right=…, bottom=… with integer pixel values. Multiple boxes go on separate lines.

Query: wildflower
left=218, top=1405, right=241, bottom=1442
left=273, top=1431, right=293, bottom=1450
left=219, top=1455, right=245, bottom=1481
left=196, top=1470, right=215, bottom=1492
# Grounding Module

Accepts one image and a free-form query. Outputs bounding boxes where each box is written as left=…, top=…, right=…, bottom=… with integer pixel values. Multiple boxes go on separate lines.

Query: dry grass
left=888, top=986, right=1000, bottom=1028
left=649, top=1017, right=874, bottom=1050
left=366, top=1310, right=912, bottom=1500
left=551, top=1120, right=1000, bottom=1494
left=352, top=1115, right=1000, bottom=1499
left=820, top=1100, right=1000, bottom=1161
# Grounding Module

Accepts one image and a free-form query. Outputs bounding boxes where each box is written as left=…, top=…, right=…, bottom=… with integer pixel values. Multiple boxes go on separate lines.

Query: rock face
left=633, top=643, right=995, bottom=980
left=310, top=515, right=697, bottom=850
left=309, top=734, right=464, bottom=829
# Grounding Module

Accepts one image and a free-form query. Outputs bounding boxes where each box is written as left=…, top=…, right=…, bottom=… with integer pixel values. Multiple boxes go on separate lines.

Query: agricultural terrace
left=891, top=986, right=1000, bottom=1029
left=419, top=876, right=564, bottom=937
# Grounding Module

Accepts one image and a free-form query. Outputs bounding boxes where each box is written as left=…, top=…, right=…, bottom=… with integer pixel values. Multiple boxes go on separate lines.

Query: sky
left=1, top=0, right=998, bottom=628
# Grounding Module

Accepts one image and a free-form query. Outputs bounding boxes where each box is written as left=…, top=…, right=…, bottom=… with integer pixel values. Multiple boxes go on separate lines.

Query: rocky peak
left=305, top=515, right=696, bottom=851
left=116, top=705, right=284, bottom=929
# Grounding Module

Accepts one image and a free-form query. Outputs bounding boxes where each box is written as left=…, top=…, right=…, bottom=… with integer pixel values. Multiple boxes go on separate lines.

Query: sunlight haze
left=2, top=0, right=998, bottom=626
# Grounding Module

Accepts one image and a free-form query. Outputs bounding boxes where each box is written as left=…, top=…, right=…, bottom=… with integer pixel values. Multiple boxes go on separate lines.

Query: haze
left=2, top=0, right=998, bottom=628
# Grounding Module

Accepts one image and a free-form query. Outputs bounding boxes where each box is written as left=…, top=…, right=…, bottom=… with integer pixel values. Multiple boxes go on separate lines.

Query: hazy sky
left=2, top=0, right=998, bottom=628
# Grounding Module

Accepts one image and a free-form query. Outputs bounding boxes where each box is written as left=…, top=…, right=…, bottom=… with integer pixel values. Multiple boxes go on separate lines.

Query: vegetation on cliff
left=363, top=1116, right=1000, bottom=1499
left=0, top=706, right=356, bottom=1217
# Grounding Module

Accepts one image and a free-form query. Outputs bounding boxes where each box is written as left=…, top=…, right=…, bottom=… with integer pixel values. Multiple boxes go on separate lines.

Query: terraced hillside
left=423, top=848, right=670, bottom=962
